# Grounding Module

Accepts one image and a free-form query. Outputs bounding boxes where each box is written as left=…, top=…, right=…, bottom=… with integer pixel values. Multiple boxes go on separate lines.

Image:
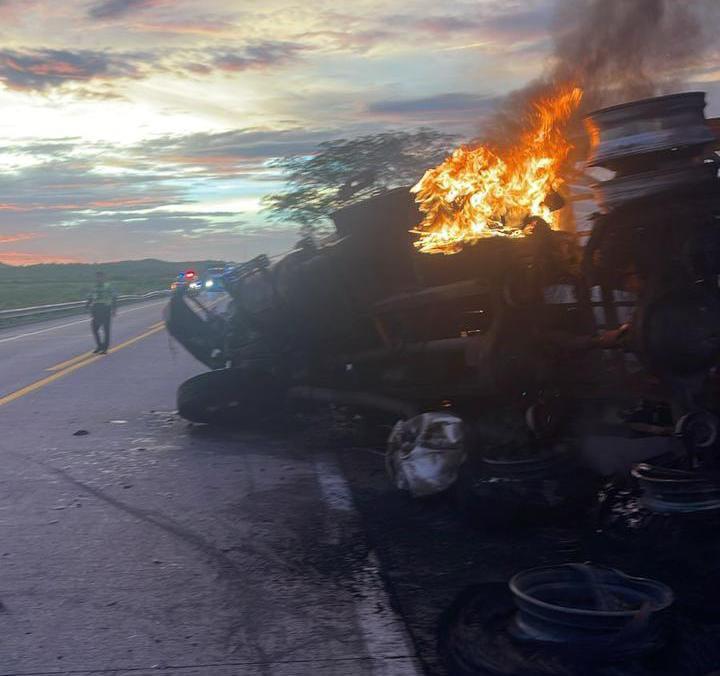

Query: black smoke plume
left=484, top=0, right=719, bottom=148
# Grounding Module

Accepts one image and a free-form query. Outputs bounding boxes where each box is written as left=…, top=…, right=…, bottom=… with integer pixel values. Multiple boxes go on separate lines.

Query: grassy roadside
left=0, top=258, right=223, bottom=310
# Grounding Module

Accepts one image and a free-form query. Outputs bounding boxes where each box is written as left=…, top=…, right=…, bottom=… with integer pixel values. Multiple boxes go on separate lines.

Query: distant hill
left=0, top=259, right=225, bottom=309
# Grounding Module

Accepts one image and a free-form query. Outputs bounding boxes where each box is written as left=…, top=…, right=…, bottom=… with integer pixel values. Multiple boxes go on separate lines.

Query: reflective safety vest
left=90, top=283, right=115, bottom=306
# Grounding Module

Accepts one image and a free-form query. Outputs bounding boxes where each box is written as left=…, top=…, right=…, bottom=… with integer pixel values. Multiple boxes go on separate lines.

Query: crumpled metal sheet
left=386, top=412, right=465, bottom=497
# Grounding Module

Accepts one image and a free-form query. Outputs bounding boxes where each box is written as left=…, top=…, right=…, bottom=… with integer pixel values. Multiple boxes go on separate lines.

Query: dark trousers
left=91, top=304, right=112, bottom=351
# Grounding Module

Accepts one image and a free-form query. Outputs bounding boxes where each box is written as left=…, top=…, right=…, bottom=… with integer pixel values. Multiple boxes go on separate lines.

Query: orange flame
left=585, top=116, right=601, bottom=160
left=411, top=86, right=583, bottom=254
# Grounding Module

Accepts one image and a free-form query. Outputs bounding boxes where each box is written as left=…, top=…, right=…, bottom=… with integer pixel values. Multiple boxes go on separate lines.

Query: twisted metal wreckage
left=165, top=92, right=720, bottom=479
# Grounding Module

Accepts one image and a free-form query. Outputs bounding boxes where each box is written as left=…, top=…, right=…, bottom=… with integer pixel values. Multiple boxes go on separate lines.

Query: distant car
left=203, top=267, right=226, bottom=292
left=173, top=269, right=203, bottom=294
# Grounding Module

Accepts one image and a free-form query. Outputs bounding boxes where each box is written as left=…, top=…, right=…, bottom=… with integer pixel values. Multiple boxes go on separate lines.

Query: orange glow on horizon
left=0, top=251, right=82, bottom=265
left=0, top=232, right=39, bottom=244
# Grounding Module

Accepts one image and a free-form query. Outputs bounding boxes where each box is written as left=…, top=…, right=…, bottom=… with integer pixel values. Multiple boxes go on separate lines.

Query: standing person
left=87, top=271, right=117, bottom=354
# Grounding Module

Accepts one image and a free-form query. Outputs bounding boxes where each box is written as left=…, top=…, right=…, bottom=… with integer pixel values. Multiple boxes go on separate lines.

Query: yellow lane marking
left=0, top=322, right=166, bottom=409
left=46, top=351, right=95, bottom=372
left=45, top=320, right=165, bottom=372
left=107, top=322, right=165, bottom=354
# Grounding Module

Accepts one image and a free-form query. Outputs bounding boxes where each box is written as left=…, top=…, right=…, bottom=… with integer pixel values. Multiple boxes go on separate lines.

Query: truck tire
left=177, top=368, right=281, bottom=425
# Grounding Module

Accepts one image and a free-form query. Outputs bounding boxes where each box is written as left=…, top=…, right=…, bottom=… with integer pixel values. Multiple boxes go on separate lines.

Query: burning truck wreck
left=165, top=89, right=720, bottom=489
left=165, top=89, right=720, bottom=673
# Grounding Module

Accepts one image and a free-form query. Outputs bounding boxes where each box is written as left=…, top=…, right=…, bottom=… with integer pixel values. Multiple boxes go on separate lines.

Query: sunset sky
left=0, top=0, right=717, bottom=265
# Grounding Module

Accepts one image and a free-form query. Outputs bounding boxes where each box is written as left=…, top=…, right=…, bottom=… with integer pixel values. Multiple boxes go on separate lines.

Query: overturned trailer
left=166, top=190, right=594, bottom=427
left=166, top=92, right=720, bottom=457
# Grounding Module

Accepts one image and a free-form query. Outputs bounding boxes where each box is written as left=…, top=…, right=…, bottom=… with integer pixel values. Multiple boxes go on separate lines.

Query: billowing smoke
left=552, top=0, right=718, bottom=108
left=484, top=0, right=719, bottom=148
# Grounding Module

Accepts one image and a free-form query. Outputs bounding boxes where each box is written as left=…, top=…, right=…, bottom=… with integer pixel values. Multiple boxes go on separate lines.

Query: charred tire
left=177, top=368, right=282, bottom=425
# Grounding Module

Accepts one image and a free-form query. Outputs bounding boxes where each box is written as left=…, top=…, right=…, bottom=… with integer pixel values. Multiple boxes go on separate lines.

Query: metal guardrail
left=0, top=290, right=170, bottom=321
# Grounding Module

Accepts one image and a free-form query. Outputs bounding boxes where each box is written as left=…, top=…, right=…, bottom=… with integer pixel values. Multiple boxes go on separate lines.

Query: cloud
left=413, top=16, right=480, bottom=35
left=0, top=130, right=296, bottom=264
left=0, top=41, right=306, bottom=95
left=0, top=0, right=42, bottom=23
left=0, top=49, right=142, bottom=92
left=130, top=18, right=233, bottom=35
left=0, top=152, right=183, bottom=224
left=367, top=92, right=498, bottom=123
left=183, top=41, right=308, bottom=75
left=380, top=3, right=552, bottom=53
left=88, top=0, right=167, bottom=20
left=0, top=232, right=38, bottom=244
left=480, top=4, right=553, bottom=43
left=136, top=127, right=333, bottom=174
left=296, top=29, right=395, bottom=53
left=0, top=131, right=300, bottom=262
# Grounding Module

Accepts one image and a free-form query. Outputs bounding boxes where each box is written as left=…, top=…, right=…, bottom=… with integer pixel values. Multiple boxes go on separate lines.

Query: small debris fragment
left=73, top=430, right=89, bottom=436
left=122, top=484, right=133, bottom=489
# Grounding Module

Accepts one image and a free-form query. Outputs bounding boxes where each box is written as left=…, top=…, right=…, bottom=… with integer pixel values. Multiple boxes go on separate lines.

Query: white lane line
left=0, top=300, right=167, bottom=344
left=315, top=460, right=354, bottom=514
left=315, top=459, right=422, bottom=675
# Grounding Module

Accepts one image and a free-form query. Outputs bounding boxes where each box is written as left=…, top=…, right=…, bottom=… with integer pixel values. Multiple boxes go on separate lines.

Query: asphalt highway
left=0, top=298, right=422, bottom=675
left=0, top=300, right=169, bottom=401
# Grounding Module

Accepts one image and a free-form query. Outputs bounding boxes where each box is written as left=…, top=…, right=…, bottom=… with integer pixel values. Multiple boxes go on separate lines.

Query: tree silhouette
left=261, top=129, right=457, bottom=234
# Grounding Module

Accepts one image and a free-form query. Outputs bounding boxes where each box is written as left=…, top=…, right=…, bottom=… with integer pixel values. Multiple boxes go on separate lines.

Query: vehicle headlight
left=205, top=279, right=214, bottom=288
